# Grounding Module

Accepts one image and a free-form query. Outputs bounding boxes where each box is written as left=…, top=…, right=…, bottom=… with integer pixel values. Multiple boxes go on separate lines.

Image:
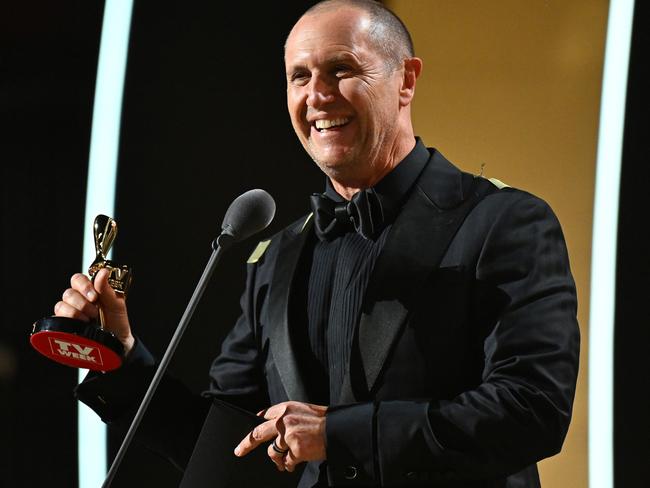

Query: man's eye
left=290, top=72, right=310, bottom=84
left=334, top=65, right=352, bottom=76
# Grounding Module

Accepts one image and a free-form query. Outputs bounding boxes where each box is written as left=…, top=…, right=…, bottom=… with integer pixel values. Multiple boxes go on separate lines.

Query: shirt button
left=344, top=466, right=358, bottom=480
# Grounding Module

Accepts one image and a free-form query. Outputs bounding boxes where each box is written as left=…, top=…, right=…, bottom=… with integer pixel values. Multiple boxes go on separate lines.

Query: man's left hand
left=234, top=401, right=328, bottom=472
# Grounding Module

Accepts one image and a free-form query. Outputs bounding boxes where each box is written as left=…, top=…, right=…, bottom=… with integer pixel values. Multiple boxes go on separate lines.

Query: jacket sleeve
left=325, top=192, right=580, bottom=485
left=74, top=337, right=211, bottom=472
left=207, top=259, right=271, bottom=412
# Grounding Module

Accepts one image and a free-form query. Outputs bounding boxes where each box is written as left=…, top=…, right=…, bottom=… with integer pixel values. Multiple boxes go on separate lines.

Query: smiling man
left=284, top=1, right=421, bottom=198
left=63, top=1, right=579, bottom=487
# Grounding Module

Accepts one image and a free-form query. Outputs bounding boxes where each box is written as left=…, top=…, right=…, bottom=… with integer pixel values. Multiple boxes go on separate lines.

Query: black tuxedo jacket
left=78, top=148, right=579, bottom=487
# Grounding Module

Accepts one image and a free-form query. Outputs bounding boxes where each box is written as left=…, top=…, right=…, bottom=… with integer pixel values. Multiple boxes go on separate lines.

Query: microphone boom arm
left=102, top=243, right=226, bottom=488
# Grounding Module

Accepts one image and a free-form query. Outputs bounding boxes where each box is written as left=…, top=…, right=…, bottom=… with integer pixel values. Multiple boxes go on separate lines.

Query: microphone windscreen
left=220, top=189, right=276, bottom=244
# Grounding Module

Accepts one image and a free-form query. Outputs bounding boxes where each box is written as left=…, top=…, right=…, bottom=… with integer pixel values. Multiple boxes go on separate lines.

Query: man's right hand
left=54, top=268, right=135, bottom=356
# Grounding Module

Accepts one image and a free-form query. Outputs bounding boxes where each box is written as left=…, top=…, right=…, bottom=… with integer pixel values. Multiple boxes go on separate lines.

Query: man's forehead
left=285, top=10, right=372, bottom=65
left=285, top=47, right=362, bottom=69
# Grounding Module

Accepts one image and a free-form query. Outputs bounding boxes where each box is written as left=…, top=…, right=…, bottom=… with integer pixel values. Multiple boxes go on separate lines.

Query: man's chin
left=312, top=156, right=355, bottom=179
left=308, top=147, right=356, bottom=173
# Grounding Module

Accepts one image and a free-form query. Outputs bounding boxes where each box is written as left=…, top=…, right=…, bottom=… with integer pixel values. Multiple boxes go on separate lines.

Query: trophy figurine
left=30, top=215, right=133, bottom=372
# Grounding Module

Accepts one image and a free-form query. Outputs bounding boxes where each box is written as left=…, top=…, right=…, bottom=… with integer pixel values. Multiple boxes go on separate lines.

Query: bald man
left=64, top=1, right=579, bottom=486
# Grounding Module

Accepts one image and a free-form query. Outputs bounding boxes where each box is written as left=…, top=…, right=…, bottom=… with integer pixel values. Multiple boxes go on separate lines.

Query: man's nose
left=306, top=76, right=336, bottom=108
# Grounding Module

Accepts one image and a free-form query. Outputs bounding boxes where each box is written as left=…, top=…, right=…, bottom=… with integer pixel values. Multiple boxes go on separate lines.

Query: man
left=57, top=0, right=579, bottom=486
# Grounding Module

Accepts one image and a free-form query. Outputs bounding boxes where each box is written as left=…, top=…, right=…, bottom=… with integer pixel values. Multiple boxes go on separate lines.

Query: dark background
left=614, top=1, right=649, bottom=487
left=1, top=1, right=647, bottom=487
left=2, top=1, right=104, bottom=486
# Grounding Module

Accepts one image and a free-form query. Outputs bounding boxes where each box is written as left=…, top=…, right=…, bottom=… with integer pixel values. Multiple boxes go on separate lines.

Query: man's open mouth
left=314, top=117, right=350, bottom=132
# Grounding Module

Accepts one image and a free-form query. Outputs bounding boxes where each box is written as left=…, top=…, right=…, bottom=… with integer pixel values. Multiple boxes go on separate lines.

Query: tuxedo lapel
left=338, top=150, right=480, bottom=403
left=267, top=214, right=313, bottom=402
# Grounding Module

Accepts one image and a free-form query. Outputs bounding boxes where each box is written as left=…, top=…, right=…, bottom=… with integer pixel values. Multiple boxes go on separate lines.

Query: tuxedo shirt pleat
left=308, top=231, right=390, bottom=403
left=304, top=138, right=429, bottom=405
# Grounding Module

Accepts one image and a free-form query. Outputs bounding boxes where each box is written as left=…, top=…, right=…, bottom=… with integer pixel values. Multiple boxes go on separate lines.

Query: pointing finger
left=234, top=418, right=278, bottom=457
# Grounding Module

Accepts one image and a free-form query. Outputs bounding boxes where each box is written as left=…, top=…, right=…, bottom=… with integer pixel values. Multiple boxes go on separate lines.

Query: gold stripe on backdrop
left=386, top=1, right=610, bottom=487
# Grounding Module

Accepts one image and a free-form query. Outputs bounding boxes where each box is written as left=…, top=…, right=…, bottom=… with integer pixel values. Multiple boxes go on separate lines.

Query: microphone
left=216, top=189, right=276, bottom=249
left=102, top=189, right=276, bottom=488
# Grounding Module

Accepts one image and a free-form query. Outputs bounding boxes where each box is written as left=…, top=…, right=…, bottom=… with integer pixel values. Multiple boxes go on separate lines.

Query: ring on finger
left=272, top=439, right=289, bottom=455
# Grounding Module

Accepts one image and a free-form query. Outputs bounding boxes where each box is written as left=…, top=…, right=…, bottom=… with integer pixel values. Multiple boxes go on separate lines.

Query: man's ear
left=399, top=57, right=423, bottom=107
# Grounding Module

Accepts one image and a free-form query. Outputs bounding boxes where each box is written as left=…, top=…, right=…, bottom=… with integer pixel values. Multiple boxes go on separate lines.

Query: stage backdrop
left=386, top=1, right=610, bottom=487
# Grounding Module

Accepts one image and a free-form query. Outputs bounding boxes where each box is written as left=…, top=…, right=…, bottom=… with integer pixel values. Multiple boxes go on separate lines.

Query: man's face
left=285, top=8, right=403, bottom=184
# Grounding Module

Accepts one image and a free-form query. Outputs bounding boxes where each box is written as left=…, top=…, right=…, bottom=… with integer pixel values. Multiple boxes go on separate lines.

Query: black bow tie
left=310, top=188, right=386, bottom=241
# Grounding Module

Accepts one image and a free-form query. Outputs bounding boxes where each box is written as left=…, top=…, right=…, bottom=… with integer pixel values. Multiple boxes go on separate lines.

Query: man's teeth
left=315, top=118, right=349, bottom=130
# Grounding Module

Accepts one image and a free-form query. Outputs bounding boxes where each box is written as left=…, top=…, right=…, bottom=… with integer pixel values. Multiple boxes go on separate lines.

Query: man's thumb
left=93, top=268, right=125, bottom=311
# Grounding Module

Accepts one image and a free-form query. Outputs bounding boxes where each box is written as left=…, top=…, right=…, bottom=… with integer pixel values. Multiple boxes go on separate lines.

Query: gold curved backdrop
left=386, top=1, right=610, bottom=486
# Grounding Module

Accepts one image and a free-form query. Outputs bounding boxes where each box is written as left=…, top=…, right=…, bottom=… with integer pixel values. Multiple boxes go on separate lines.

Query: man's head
left=285, top=0, right=422, bottom=196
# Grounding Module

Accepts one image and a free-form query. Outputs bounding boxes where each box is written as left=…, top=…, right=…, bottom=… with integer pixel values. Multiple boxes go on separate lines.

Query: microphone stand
left=102, top=235, right=233, bottom=488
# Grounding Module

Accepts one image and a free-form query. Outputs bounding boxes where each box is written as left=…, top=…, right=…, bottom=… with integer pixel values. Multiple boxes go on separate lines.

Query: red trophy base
left=30, top=316, right=124, bottom=372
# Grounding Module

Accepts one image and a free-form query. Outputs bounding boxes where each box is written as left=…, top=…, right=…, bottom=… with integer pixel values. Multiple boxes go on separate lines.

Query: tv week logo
left=49, top=338, right=103, bottom=365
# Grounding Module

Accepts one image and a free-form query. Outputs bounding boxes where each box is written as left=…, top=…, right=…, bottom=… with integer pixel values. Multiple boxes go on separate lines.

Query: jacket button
left=344, top=466, right=358, bottom=480
left=405, top=471, right=418, bottom=480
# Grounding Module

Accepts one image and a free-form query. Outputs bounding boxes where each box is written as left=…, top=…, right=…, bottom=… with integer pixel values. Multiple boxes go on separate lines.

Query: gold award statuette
left=30, top=215, right=133, bottom=371
left=88, top=214, right=133, bottom=302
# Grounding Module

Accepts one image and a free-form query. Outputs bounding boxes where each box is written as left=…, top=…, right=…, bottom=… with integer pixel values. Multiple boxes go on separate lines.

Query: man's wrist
left=121, top=334, right=135, bottom=357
